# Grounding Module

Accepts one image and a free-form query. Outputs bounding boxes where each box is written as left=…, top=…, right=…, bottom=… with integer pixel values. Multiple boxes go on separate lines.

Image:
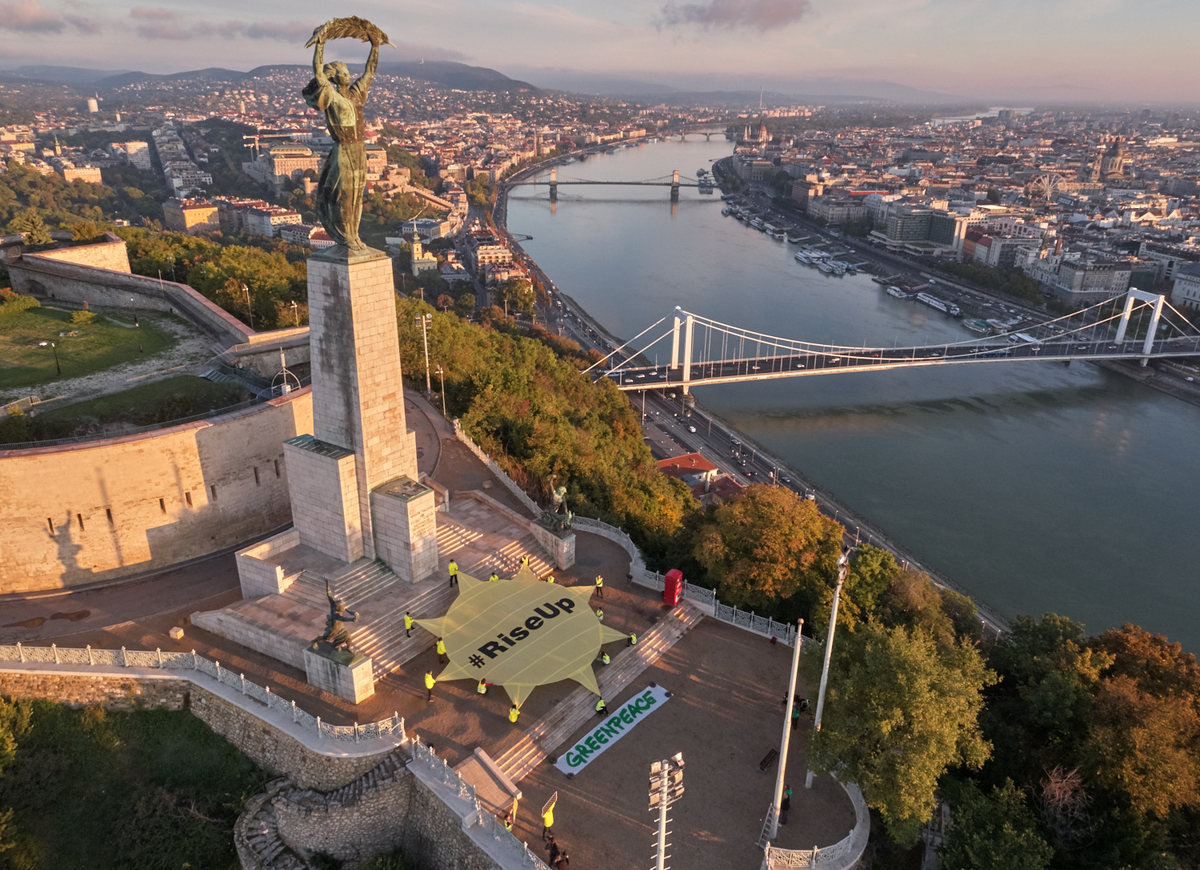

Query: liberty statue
left=302, top=17, right=393, bottom=251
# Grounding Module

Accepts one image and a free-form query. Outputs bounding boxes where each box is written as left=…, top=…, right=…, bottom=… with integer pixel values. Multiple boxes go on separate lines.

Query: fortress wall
left=0, top=388, right=314, bottom=593
left=8, top=236, right=252, bottom=346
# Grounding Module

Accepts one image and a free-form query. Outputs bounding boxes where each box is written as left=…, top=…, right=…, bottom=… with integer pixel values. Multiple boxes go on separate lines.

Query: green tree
left=810, top=622, right=995, bottom=844
left=7, top=208, right=53, bottom=246
left=498, top=277, right=535, bottom=315
left=690, top=484, right=843, bottom=617
left=939, top=779, right=1053, bottom=870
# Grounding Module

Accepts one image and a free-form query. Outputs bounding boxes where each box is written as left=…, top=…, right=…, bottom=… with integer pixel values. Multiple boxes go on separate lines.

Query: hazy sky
left=1, top=0, right=1197, bottom=102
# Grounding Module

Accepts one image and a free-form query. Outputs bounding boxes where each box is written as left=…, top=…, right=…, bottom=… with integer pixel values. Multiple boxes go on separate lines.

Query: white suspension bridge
left=584, top=289, right=1200, bottom=393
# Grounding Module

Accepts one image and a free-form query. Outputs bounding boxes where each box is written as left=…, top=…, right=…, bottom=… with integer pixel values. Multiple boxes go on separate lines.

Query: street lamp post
left=416, top=313, right=432, bottom=394
left=241, top=283, right=255, bottom=331
left=806, top=547, right=852, bottom=788
left=435, top=365, right=446, bottom=417
left=766, top=618, right=804, bottom=842
left=39, top=341, right=60, bottom=375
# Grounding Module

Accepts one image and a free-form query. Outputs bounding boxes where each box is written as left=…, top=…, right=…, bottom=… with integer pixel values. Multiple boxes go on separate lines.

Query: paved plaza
left=0, top=393, right=857, bottom=866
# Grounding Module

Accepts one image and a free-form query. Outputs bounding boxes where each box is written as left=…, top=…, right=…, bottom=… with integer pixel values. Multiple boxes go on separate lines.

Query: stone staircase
left=485, top=601, right=705, bottom=784
left=349, top=580, right=458, bottom=680
left=235, top=753, right=410, bottom=870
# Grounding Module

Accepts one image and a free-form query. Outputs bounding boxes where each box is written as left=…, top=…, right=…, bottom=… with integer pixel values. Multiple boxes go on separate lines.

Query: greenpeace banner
left=554, top=685, right=671, bottom=775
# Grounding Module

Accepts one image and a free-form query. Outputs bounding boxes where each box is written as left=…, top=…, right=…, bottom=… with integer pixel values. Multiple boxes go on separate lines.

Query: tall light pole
left=765, top=619, right=804, bottom=842
left=649, top=752, right=685, bottom=870
left=242, top=283, right=255, bottom=331
left=39, top=341, right=60, bottom=375
left=806, top=547, right=852, bottom=789
left=435, top=365, right=446, bottom=417
left=416, top=313, right=432, bottom=394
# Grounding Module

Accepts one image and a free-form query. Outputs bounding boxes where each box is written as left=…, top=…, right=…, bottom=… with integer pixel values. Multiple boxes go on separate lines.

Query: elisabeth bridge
left=584, top=289, right=1200, bottom=393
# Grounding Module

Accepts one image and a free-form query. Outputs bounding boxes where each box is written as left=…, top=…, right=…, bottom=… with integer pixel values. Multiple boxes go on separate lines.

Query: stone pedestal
left=305, top=643, right=375, bottom=704
left=284, top=435, right=363, bottom=563
left=370, top=476, right=439, bottom=583
left=533, top=517, right=576, bottom=570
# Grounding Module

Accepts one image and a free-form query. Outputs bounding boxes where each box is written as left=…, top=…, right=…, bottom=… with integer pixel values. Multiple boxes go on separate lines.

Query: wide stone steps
left=350, top=581, right=458, bottom=680
left=487, top=602, right=704, bottom=784
left=287, top=559, right=399, bottom=609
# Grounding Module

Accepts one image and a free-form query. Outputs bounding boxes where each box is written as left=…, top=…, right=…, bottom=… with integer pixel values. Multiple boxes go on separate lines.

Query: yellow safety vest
left=404, top=614, right=414, bottom=629
left=595, top=575, right=603, bottom=588
left=477, top=680, right=487, bottom=694
left=424, top=673, right=436, bottom=690
left=436, top=639, right=446, bottom=655
left=542, top=808, right=554, bottom=828
left=509, top=707, right=520, bottom=723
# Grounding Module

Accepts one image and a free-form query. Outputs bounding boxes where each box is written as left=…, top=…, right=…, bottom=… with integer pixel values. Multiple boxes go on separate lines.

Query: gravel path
left=2, top=313, right=223, bottom=408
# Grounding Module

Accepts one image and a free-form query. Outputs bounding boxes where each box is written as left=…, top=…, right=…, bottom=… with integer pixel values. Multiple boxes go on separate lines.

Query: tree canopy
left=810, top=620, right=995, bottom=845
left=689, top=483, right=843, bottom=617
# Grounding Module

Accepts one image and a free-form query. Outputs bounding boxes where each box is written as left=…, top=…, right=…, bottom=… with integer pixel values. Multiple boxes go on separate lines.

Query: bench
left=758, top=748, right=779, bottom=773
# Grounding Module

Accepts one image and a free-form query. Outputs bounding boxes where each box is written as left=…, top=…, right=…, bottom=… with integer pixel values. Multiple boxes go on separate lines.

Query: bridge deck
left=607, top=339, right=1200, bottom=390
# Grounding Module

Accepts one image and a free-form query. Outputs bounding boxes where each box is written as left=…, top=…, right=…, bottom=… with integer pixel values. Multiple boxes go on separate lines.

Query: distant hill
left=512, top=67, right=963, bottom=104
left=378, top=61, right=539, bottom=93
left=1, top=61, right=538, bottom=96
left=7, top=65, right=133, bottom=87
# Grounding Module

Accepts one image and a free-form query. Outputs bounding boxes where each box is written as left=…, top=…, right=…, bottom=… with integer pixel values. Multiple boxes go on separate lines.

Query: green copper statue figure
left=302, top=17, right=392, bottom=251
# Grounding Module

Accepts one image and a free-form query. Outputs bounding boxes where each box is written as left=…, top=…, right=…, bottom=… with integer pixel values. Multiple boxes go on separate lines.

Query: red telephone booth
left=663, top=569, right=683, bottom=607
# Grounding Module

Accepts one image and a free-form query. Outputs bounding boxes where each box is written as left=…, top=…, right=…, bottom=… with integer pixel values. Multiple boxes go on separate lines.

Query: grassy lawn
left=0, top=699, right=269, bottom=869
left=0, top=307, right=177, bottom=392
left=1, top=376, right=251, bottom=444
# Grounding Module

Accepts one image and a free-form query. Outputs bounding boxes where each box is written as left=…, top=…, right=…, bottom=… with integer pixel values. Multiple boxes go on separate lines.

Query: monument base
left=305, top=642, right=375, bottom=704
left=533, top=516, right=576, bottom=570
left=371, top=476, right=439, bottom=583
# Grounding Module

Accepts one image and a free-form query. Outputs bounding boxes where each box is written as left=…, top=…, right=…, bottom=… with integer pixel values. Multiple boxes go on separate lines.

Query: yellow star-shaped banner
left=418, top=569, right=627, bottom=707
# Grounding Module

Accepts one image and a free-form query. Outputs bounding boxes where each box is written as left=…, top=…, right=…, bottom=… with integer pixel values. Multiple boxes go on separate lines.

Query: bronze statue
left=322, top=577, right=359, bottom=650
left=549, top=481, right=573, bottom=531
left=302, top=18, right=392, bottom=251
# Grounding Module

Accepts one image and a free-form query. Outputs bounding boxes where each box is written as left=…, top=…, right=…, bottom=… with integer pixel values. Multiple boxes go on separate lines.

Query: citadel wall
left=0, top=388, right=314, bottom=593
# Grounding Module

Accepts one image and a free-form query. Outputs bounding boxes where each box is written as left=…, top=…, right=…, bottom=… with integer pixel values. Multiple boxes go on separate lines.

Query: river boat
left=750, top=218, right=765, bottom=230
left=916, top=291, right=962, bottom=317
left=885, top=285, right=911, bottom=299
left=721, top=207, right=732, bottom=216
left=964, top=319, right=992, bottom=334
left=818, top=261, right=835, bottom=274
left=794, top=251, right=813, bottom=265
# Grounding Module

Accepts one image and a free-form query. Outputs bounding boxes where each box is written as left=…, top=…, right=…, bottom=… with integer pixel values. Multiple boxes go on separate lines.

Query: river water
left=507, top=137, right=1200, bottom=650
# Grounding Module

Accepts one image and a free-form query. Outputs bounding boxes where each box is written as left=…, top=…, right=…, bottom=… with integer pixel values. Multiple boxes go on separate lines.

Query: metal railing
left=0, top=643, right=405, bottom=744
left=762, top=782, right=870, bottom=869
left=408, top=735, right=550, bottom=869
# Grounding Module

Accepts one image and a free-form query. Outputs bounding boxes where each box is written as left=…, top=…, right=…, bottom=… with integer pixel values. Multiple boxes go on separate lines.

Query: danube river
left=506, top=137, right=1200, bottom=651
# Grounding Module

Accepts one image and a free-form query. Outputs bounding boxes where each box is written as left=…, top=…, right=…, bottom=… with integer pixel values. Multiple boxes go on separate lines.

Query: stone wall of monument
left=7, top=235, right=252, bottom=346
left=0, top=388, right=314, bottom=593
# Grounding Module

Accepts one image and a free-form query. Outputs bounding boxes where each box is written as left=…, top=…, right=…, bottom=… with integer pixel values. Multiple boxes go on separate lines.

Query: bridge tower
left=1114, top=288, right=1165, bottom=365
left=671, top=170, right=680, bottom=202
left=670, top=306, right=695, bottom=393
left=549, top=167, right=557, bottom=202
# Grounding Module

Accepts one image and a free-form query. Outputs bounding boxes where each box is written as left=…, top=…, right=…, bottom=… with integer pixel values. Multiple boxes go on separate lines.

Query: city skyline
left=0, top=0, right=1197, bottom=104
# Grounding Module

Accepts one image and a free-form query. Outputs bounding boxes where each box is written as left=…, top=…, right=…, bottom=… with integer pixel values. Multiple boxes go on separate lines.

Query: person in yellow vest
left=545, top=575, right=555, bottom=584
left=541, top=802, right=555, bottom=840
left=597, top=650, right=610, bottom=666
left=424, top=669, right=436, bottom=702
left=477, top=678, right=489, bottom=695
left=594, top=574, right=604, bottom=598
left=595, top=607, right=604, bottom=622
left=520, top=554, right=530, bottom=569
left=595, top=698, right=607, bottom=717
left=488, top=571, right=499, bottom=582
left=508, top=704, right=520, bottom=724
left=404, top=611, right=414, bottom=638
left=501, top=809, right=514, bottom=831
left=628, top=632, right=638, bottom=646
left=436, top=637, right=447, bottom=664
left=448, top=559, right=459, bottom=587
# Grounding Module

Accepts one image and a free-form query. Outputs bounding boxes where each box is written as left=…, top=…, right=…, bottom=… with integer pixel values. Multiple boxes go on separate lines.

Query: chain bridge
left=584, top=289, right=1200, bottom=393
